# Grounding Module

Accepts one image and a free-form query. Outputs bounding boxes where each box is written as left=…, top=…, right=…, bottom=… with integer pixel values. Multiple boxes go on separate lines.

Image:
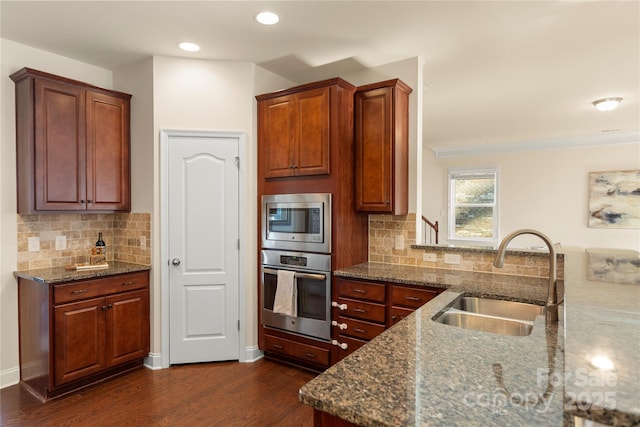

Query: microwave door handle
left=263, top=268, right=326, bottom=281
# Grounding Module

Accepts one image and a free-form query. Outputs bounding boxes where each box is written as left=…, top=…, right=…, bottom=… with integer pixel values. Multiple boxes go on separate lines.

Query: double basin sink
left=432, top=295, right=545, bottom=336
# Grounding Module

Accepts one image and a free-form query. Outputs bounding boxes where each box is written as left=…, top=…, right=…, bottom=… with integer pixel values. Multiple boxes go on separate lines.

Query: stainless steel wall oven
left=260, top=250, right=331, bottom=341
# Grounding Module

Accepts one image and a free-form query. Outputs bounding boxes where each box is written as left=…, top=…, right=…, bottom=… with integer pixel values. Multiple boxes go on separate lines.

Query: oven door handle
left=263, top=268, right=327, bottom=281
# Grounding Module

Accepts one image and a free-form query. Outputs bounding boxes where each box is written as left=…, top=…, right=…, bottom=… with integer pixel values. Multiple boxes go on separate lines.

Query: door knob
left=171, top=258, right=181, bottom=266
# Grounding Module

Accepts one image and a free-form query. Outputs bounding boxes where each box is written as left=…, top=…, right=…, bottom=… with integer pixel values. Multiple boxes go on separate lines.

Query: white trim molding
left=431, top=131, right=640, bottom=158
left=0, top=366, right=20, bottom=389
left=144, top=353, right=164, bottom=370
left=159, top=129, right=249, bottom=369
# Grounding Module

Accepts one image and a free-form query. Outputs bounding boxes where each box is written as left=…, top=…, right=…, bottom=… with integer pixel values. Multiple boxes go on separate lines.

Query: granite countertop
left=13, top=261, right=151, bottom=284
left=299, top=251, right=639, bottom=426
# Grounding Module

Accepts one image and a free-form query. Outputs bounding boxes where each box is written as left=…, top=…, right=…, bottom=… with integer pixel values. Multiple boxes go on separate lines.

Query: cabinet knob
left=331, top=301, right=347, bottom=310
left=171, top=258, right=181, bottom=266
left=331, top=340, right=348, bottom=350
left=331, top=320, right=348, bottom=330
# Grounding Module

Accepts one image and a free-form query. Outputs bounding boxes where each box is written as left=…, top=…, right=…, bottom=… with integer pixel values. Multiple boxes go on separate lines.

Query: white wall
left=150, top=57, right=294, bottom=357
left=0, top=43, right=295, bottom=382
left=0, top=39, right=114, bottom=387
left=423, top=142, right=640, bottom=250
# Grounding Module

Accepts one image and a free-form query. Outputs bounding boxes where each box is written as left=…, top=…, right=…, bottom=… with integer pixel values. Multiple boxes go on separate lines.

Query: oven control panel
left=280, top=255, right=307, bottom=267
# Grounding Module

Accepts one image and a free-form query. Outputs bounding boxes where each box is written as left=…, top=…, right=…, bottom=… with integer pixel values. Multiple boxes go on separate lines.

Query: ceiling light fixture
left=590, top=355, right=615, bottom=371
left=592, top=97, right=623, bottom=112
left=256, top=11, right=279, bottom=25
left=178, top=42, right=201, bottom=52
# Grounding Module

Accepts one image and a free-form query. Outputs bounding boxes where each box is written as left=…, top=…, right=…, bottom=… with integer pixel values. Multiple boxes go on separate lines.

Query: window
left=448, top=167, right=498, bottom=244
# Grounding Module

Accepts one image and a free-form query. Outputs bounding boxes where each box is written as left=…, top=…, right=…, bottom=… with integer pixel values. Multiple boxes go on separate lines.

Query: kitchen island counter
left=299, top=251, right=639, bottom=426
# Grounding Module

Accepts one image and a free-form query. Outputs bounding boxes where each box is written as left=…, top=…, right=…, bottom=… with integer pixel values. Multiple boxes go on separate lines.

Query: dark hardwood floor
left=0, top=359, right=317, bottom=426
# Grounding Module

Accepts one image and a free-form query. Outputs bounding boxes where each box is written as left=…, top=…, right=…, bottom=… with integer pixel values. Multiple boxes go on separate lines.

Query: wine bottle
left=96, top=232, right=106, bottom=255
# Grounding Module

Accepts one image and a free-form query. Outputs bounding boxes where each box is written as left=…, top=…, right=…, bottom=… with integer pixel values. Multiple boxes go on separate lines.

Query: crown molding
left=430, top=132, right=640, bottom=159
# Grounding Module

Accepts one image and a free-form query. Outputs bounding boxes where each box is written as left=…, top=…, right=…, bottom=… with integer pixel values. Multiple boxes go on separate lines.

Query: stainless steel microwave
left=261, top=193, right=331, bottom=254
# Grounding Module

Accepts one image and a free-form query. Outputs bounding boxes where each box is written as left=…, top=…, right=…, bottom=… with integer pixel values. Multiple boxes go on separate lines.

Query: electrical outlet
left=28, top=237, right=40, bottom=252
left=444, top=253, right=461, bottom=264
left=55, top=235, right=67, bottom=250
left=423, top=253, right=437, bottom=262
left=394, top=235, right=404, bottom=250
left=140, top=236, right=146, bottom=250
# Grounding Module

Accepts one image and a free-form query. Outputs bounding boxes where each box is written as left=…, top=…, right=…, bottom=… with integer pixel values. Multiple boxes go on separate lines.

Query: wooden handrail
left=421, top=215, right=439, bottom=244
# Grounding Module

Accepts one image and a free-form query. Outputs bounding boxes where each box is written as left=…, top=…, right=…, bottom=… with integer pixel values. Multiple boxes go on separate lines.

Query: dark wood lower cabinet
left=314, top=409, right=360, bottom=427
left=332, top=277, right=443, bottom=362
left=17, top=270, right=149, bottom=401
left=262, top=328, right=333, bottom=373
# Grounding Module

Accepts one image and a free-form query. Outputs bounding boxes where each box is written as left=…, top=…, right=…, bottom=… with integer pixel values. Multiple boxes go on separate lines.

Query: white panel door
left=168, top=134, right=239, bottom=364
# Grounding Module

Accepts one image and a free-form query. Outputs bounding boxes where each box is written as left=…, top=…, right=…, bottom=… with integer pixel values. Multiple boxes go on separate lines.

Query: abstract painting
left=588, top=170, right=640, bottom=229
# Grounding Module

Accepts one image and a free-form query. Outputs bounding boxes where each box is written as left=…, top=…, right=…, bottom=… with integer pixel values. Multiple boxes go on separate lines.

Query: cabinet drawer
left=54, top=272, right=148, bottom=304
left=337, top=335, right=368, bottom=359
left=264, top=334, right=330, bottom=367
left=390, top=286, right=439, bottom=309
left=337, top=297, right=386, bottom=323
left=390, top=306, right=415, bottom=326
left=338, top=316, right=385, bottom=341
left=337, top=279, right=385, bottom=302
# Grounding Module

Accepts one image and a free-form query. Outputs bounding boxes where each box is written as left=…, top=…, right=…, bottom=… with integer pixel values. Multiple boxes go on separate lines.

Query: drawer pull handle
left=353, top=308, right=367, bottom=313
left=304, top=353, right=316, bottom=359
left=331, top=301, right=347, bottom=310
left=272, top=344, right=284, bottom=350
left=71, top=289, right=88, bottom=294
left=122, top=281, right=137, bottom=286
left=405, top=296, right=421, bottom=301
left=353, top=289, right=367, bottom=294
left=353, top=328, right=367, bottom=334
left=331, top=340, right=348, bottom=350
left=331, top=320, right=348, bottom=330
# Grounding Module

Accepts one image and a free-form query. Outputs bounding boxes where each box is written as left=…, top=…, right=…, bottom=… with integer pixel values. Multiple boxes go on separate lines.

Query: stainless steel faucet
left=493, top=229, right=563, bottom=322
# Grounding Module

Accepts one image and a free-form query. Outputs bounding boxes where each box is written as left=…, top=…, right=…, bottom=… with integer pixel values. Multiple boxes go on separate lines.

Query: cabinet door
left=355, top=86, right=392, bottom=212
left=86, top=91, right=130, bottom=211
left=53, top=297, right=106, bottom=386
left=355, top=80, right=410, bottom=214
left=105, top=289, right=149, bottom=367
left=294, top=87, right=330, bottom=176
left=34, top=78, right=86, bottom=211
left=259, top=95, right=296, bottom=178
left=258, top=86, right=331, bottom=178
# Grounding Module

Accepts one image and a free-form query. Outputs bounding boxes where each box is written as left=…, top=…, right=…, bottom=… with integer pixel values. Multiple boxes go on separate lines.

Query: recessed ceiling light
left=592, top=97, right=623, bottom=112
left=256, top=11, right=279, bottom=25
left=589, top=355, right=615, bottom=371
left=177, top=42, right=201, bottom=52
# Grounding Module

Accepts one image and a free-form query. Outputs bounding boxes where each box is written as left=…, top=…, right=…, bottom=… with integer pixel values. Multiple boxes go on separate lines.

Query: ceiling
left=2, top=1, right=639, bottom=152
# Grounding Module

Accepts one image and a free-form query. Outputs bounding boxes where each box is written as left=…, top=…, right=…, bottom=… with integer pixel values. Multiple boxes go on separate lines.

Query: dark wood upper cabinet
left=11, top=68, right=131, bottom=213
left=257, top=81, right=332, bottom=178
left=355, top=79, right=412, bottom=214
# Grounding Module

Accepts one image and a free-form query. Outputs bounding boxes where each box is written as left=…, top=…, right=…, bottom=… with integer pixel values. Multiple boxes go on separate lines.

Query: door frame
left=159, top=129, right=248, bottom=368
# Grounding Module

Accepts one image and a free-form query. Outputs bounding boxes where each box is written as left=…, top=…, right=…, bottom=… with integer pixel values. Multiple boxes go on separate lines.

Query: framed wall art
left=588, top=170, right=640, bottom=229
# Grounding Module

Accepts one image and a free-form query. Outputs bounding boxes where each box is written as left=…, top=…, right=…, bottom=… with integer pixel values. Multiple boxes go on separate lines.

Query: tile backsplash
left=369, top=213, right=564, bottom=280
left=17, top=213, right=151, bottom=270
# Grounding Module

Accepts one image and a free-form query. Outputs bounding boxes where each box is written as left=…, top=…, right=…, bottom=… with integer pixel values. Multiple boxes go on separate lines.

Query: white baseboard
left=0, top=366, right=20, bottom=389
left=242, top=345, right=264, bottom=363
left=143, top=346, right=263, bottom=370
left=143, top=352, right=163, bottom=370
